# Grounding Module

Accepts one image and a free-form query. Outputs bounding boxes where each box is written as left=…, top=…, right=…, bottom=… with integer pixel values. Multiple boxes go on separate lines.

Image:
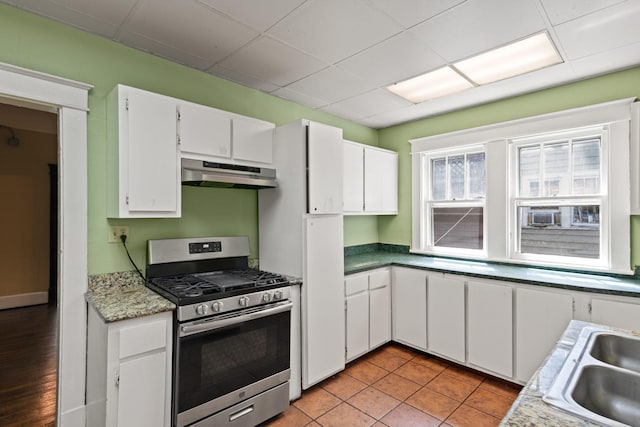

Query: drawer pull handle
left=229, top=405, right=254, bottom=422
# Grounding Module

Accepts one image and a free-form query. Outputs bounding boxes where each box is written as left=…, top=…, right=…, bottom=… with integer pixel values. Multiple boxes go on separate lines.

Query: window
left=511, top=128, right=606, bottom=266
left=421, top=147, right=486, bottom=255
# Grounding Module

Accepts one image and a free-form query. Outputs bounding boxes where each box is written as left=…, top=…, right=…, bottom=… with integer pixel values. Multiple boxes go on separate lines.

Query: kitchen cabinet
left=344, top=268, right=392, bottom=362
left=107, top=85, right=180, bottom=218
left=392, top=267, right=427, bottom=350
left=427, top=274, right=466, bottom=363
left=232, top=117, right=274, bottom=164
left=467, top=280, right=513, bottom=378
left=590, top=297, right=640, bottom=331
left=86, top=306, right=172, bottom=427
left=515, top=288, right=573, bottom=382
left=343, top=140, right=398, bottom=215
left=307, top=122, right=343, bottom=214
left=178, top=101, right=231, bottom=159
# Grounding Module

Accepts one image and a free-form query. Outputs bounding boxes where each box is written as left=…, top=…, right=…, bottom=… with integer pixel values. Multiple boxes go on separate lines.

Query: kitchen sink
left=543, top=327, right=640, bottom=427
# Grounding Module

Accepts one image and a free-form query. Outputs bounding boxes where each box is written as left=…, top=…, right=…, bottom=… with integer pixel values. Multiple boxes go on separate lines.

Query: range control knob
left=262, top=293, right=272, bottom=303
left=211, top=301, right=224, bottom=313
left=239, top=296, right=249, bottom=307
left=195, top=304, right=208, bottom=315
left=273, top=290, right=283, bottom=300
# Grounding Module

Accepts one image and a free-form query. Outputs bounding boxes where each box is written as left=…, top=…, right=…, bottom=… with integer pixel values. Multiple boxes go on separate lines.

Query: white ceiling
left=3, top=0, right=640, bottom=128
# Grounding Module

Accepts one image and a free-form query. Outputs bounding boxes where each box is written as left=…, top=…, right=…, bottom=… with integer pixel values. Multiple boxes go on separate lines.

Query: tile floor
left=264, top=343, right=522, bottom=427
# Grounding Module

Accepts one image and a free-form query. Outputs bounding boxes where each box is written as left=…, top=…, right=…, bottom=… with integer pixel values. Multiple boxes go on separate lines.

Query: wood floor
left=0, top=303, right=58, bottom=427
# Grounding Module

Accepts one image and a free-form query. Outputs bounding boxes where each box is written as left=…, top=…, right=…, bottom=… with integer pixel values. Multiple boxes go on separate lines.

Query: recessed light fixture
left=386, top=66, right=474, bottom=104
left=387, top=32, right=562, bottom=103
left=454, top=32, right=562, bottom=85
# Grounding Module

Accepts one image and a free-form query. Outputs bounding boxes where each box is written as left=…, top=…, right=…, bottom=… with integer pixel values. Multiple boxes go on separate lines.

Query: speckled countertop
left=345, top=250, right=640, bottom=297
left=501, top=320, right=636, bottom=426
left=86, top=271, right=175, bottom=323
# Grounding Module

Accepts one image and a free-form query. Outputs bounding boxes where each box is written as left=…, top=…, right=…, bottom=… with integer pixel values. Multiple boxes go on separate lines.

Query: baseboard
left=0, top=292, right=49, bottom=310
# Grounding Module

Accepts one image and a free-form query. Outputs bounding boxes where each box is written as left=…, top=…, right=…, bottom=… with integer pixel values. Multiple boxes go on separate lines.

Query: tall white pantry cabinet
left=259, top=120, right=345, bottom=395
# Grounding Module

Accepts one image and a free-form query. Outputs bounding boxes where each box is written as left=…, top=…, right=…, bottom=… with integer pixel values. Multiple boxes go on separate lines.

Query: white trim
left=631, top=103, right=640, bottom=214
left=0, top=292, right=48, bottom=309
left=0, top=61, right=92, bottom=426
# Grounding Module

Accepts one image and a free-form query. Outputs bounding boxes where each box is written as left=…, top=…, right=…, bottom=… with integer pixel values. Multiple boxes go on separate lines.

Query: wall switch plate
left=108, top=225, right=129, bottom=243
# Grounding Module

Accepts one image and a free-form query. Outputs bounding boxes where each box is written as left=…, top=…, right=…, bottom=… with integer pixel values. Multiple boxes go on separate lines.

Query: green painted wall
left=0, top=4, right=378, bottom=274
left=377, top=66, right=640, bottom=269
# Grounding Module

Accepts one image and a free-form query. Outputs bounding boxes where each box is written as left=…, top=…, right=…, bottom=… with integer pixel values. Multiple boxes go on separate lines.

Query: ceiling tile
left=554, top=1, right=640, bottom=60
left=197, top=0, right=305, bottom=31
left=285, top=66, right=371, bottom=104
left=268, top=0, right=403, bottom=64
left=120, top=0, right=258, bottom=67
left=568, top=41, right=640, bottom=78
left=271, top=87, right=329, bottom=108
left=216, top=36, right=328, bottom=86
left=337, top=32, right=446, bottom=88
left=322, top=89, right=412, bottom=119
left=209, top=65, right=280, bottom=92
left=410, top=0, right=546, bottom=62
left=369, top=0, right=466, bottom=28
left=540, top=0, right=626, bottom=26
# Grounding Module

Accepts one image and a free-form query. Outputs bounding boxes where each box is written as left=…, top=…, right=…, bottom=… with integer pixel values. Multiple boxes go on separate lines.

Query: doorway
left=0, top=104, right=59, bottom=426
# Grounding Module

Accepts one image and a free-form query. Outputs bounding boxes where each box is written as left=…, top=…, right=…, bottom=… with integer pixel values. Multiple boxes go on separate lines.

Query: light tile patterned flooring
left=264, top=343, right=522, bottom=427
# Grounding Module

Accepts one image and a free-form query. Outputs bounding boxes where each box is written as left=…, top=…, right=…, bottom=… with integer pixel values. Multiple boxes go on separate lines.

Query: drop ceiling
left=3, top=0, right=640, bottom=128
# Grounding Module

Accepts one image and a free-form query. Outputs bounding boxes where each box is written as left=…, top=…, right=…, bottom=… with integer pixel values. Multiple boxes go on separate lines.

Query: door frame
left=0, top=61, right=92, bottom=426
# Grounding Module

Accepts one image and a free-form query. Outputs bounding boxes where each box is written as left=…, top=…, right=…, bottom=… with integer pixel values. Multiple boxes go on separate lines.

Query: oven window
left=178, top=309, right=290, bottom=413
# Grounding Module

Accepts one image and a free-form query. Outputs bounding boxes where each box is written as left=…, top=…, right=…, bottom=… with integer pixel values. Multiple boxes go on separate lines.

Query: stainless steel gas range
left=145, top=236, right=292, bottom=427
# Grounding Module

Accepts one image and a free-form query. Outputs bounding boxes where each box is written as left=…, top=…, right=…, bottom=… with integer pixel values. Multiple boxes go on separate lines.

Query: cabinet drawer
left=345, top=274, right=368, bottom=296
left=369, top=268, right=390, bottom=290
left=119, top=318, right=167, bottom=359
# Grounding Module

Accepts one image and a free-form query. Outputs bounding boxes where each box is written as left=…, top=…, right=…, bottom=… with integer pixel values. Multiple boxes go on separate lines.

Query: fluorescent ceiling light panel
left=387, top=66, right=474, bottom=103
left=454, top=33, right=562, bottom=85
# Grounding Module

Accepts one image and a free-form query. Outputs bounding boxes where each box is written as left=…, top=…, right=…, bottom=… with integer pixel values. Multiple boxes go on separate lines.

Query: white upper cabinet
left=343, top=140, right=397, bottom=215
left=178, top=102, right=231, bottom=159
left=307, top=122, right=343, bottom=214
left=107, top=85, right=181, bottom=218
left=232, top=117, right=274, bottom=164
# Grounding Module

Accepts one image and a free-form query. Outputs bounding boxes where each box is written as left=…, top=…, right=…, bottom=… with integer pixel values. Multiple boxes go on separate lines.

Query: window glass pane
left=448, top=155, right=465, bottom=199
left=431, top=158, right=446, bottom=200
left=467, top=153, right=485, bottom=198
left=433, top=207, right=483, bottom=249
left=519, top=146, right=540, bottom=197
left=543, top=142, right=569, bottom=196
left=573, top=139, right=600, bottom=194
left=518, top=205, right=599, bottom=259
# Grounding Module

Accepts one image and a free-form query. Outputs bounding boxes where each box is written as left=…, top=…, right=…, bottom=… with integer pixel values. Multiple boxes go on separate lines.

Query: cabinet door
left=126, top=90, right=178, bottom=213
left=117, top=351, right=167, bottom=427
left=233, top=117, right=274, bottom=164
left=392, top=268, right=427, bottom=350
left=428, top=275, right=466, bottom=363
left=591, top=298, right=640, bottom=331
left=467, top=281, right=513, bottom=377
left=307, top=122, right=343, bottom=214
left=346, top=292, right=369, bottom=361
left=178, top=102, right=231, bottom=158
left=343, top=141, right=364, bottom=213
left=364, top=147, right=397, bottom=214
left=369, top=285, right=391, bottom=349
left=516, top=288, right=573, bottom=383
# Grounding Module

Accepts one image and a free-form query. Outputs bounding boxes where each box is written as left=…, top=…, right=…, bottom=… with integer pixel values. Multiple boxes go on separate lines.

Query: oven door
left=175, top=301, right=292, bottom=427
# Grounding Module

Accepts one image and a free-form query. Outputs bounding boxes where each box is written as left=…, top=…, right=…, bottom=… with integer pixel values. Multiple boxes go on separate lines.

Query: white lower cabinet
left=590, top=297, right=640, bottom=330
left=392, top=267, right=427, bottom=350
left=427, top=274, right=466, bottom=363
left=86, top=306, right=173, bottom=427
left=467, top=280, right=513, bottom=378
left=345, top=268, right=391, bottom=361
left=515, top=288, right=573, bottom=383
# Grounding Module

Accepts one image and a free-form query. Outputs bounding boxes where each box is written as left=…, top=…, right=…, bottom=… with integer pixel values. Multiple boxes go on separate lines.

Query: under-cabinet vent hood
left=181, top=158, right=277, bottom=189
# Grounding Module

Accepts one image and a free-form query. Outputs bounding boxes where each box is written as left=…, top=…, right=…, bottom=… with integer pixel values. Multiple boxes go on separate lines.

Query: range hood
left=181, top=158, right=277, bottom=189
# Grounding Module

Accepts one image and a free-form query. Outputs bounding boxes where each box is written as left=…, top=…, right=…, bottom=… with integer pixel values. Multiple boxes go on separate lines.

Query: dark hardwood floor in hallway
left=0, top=303, right=57, bottom=427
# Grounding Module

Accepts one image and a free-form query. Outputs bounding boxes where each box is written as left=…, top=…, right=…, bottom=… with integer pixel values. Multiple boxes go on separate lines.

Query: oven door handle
left=180, top=301, right=293, bottom=337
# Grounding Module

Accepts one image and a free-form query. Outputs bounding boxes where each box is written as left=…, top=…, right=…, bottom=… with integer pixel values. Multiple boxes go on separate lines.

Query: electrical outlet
left=108, top=226, right=130, bottom=243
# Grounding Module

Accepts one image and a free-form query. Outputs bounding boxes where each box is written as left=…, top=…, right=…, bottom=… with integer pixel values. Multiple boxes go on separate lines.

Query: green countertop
left=345, top=250, right=640, bottom=297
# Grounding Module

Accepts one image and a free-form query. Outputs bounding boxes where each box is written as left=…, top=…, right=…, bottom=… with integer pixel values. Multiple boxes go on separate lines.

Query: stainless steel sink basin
left=590, top=333, right=640, bottom=374
left=544, top=327, right=640, bottom=427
